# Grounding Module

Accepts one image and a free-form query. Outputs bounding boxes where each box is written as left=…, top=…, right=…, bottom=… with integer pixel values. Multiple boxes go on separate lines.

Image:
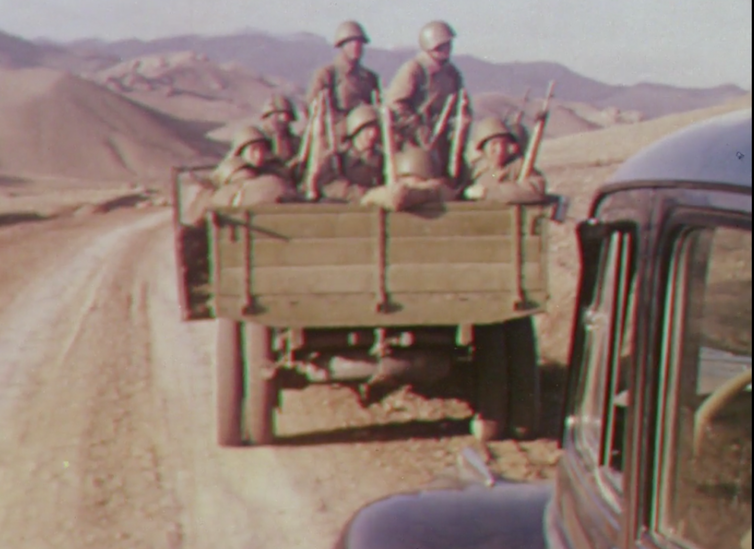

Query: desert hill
left=535, top=96, right=752, bottom=362
left=90, top=51, right=303, bottom=124
left=62, top=30, right=749, bottom=119
left=0, top=67, right=224, bottom=185
left=540, top=93, right=753, bottom=170
left=0, top=30, right=117, bottom=74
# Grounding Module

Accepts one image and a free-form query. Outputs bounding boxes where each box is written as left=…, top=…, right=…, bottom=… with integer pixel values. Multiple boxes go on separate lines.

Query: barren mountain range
left=0, top=27, right=749, bottom=184
left=61, top=29, right=748, bottom=118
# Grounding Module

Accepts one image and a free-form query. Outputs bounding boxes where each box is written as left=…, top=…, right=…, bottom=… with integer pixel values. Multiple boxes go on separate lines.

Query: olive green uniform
left=315, top=146, right=385, bottom=202
left=306, top=59, right=379, bottom=145
left=463, top=156, right=546, bottom=204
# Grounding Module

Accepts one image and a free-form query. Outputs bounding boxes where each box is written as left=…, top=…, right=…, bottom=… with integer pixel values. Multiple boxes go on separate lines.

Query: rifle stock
left=428, top=93, right=457, bottom=149
left=303, top=91, right=327, bottom=200
left=448, top=89, right=471, bottom=179
left=379, top=102, right=398, bottom=188
left=517, top=81, right=555, bottom=183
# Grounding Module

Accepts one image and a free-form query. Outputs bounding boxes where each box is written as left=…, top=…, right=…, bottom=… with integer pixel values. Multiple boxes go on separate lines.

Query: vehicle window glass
left=575, top=230, right=635, bottom=491
left=655, top=226, right=752, bottom=549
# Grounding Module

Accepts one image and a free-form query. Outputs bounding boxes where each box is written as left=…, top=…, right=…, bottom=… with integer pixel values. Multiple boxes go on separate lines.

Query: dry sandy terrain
left=0, top=207, right=561, bottom=549
left=0, top=93, right=748, bottom=549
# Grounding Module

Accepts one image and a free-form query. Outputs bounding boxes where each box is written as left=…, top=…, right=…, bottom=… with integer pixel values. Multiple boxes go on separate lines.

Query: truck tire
left=470, top=323, right=509, bottom=442
left=503, top=317, right=541, bottom=440
left=242, top=323, right=277, bottom=445
left=215, top=319, right=244, bottom=447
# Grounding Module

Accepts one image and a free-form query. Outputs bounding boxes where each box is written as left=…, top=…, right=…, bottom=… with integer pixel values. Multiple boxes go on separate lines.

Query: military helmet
left=261, top=94, right=298, bottom=121
left=214, top=156, right=250, bottom=186
left=507, top=120, right=530, bottom=152
left=334, top=21, right=370, bottom=48
left=231, top=126, right=271, bottom=156
left=395, top=147, right=438, bottom=179
left=419, top=21, right=456, bottom=52
left=472, top=117, right=517, bottom=151
left=346, top=105, right=380, bottom=138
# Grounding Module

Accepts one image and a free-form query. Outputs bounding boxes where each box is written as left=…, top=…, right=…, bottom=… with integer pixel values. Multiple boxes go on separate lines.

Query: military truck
left=333, top=109, right=752, bottom=549
left=171, top=165, right=569, bottom=447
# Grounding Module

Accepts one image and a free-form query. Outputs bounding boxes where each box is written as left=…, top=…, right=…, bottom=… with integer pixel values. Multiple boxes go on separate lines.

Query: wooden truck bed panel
left=214, top=291, right=549, bottom=328
left=205, top=202, right=550, bottom=328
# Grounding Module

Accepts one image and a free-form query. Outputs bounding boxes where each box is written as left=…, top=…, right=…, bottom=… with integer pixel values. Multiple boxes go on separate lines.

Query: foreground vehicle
left=333, top=109, right=752, bottom=549
left=171, top=167, right=568, bottom=447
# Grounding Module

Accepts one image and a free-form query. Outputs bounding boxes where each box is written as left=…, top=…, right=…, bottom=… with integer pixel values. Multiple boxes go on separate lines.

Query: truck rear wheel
left=471, top=323, right=509, bottom=442
left=241, top=323, right=277, bottom=446
left=504, top=317, right=542, bottom=440
left=215, top=319, right=244, bottom=447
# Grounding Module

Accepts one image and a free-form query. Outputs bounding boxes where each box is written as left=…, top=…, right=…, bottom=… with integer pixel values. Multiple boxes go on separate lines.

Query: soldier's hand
left=464, top=184, right=487, bottom=201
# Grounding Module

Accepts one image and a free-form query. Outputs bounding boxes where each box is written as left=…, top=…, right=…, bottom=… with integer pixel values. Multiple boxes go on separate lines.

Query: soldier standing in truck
left=305, top=21, right=380, bottom=142
left=385, top=21, right=470, bottom=163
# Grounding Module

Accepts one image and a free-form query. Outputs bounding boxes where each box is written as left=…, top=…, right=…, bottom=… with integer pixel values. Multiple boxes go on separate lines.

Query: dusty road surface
left=0, top=210, right=563, bottom=549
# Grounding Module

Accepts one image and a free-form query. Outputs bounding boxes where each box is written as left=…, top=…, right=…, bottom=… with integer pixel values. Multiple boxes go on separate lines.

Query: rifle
left=323, top=91, right=342, bottom=175
left=512, top=87, right=531, bottom=126
left=290, top=94, right=320, bottom=169
left=427, top=93, right=458, bottom=149
left=303, top=91, right=327, bottom=200
left=517, top=81, right=555, bottom=184
left=448, top=89, right=472, bottom=180
left=378, top=99, right=398, bottom=188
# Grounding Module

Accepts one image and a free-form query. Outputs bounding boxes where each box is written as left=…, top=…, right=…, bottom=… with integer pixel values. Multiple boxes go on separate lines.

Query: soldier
left=385, top=21, right=468, bottom=155
left=315, top=104, right=384, bottom=202
left=259, top=94, right=301, bottom=164
left=305, top=21, right=380, bottom=141
left=462, top=116, right=546, bottom=204
left=506, top=119, right=530, bottom=160
left=362, top=147, right=458, bottom=210
left=215, top=126, right=292, bottom=186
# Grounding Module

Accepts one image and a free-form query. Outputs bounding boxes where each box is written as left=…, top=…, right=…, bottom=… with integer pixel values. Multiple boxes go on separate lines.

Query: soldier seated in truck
left=214, top=126, right=293, bottom=186
left=462, top=116, right=547, bottom=204
left=314, top=104, right=385, bottom=202
left=333, top=107, right=753, bottom=549
left=361, top=146, right=458, bottom=210
left=258, top=94, right=302, bottom=166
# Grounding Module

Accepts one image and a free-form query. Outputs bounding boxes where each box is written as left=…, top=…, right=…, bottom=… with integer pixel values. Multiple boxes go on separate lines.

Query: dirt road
left=0, top=211, right=562, bottom=549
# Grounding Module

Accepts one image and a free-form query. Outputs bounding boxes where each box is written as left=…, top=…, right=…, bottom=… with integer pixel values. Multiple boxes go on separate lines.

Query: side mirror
left=545, top=193, right=571, bottom=224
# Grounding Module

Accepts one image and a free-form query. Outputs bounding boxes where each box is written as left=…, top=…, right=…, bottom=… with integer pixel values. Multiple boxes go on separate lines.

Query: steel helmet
left=334, top=21, right=370, bottom=48
left=419, top=21, right=456, bottom=52
left=346, top=105, right=380, bottom=138
left=395, top=147, right=438, bottom=179
left=507, top=120, right=530, bottom=152
left=472, top=117, right=517, bottom=151
left=261, top=94, right=298, bottom=121
left=231, top=126, right=271, bottom=156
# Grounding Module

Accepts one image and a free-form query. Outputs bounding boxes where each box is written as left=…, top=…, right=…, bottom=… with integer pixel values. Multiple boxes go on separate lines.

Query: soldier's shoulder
left=311, top=63, right=336, bottom=82
left=360, top=65, right=380, bottom=83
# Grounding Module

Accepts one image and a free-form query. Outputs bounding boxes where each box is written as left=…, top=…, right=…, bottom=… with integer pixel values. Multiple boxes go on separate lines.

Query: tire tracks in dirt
left=0, top=212, right=182, bottom=549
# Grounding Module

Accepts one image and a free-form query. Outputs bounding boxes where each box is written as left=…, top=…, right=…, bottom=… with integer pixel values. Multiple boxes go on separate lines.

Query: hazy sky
left=3, top=0, right=752, bottom=89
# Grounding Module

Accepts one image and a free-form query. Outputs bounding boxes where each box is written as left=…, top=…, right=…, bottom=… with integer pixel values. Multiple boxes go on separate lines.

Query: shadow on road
left=0, top=212, right=48, bottom=228
left=274, top=362, right=569, bottom=447
left=275, top=417, right=470, bottom=447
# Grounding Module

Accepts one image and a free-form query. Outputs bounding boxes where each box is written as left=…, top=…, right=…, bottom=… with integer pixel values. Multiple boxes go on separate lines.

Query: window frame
left=637, top=204, right=752, bottom=549
left=571, top=225, right=639, bottom=512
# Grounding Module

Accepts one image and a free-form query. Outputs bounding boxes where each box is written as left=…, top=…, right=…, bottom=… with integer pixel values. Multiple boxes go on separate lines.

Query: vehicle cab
left=334, top=109, right=752, bottom=549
